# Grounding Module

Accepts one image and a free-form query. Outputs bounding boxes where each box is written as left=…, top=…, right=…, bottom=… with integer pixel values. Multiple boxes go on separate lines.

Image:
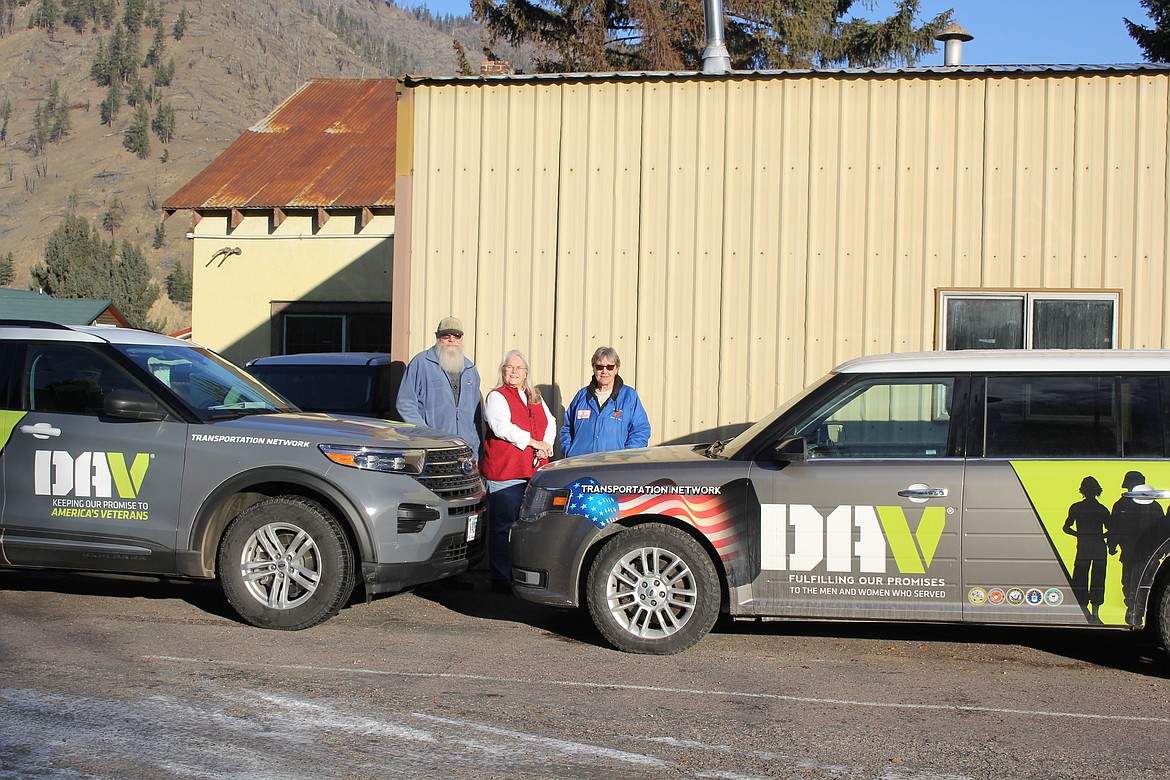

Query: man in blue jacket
left=396, top=316, right=482, bottom=454
left=559, top=346, right=651, bottom=458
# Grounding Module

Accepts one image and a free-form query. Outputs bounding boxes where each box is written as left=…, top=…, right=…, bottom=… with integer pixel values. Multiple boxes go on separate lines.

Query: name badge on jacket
left=577, top=409, right=591, bottom=419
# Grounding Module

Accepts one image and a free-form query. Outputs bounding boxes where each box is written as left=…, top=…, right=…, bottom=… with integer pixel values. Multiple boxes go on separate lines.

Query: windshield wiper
left=206, top=407, right=284, bottom=420
left=705, top=439, right=727, bottom=458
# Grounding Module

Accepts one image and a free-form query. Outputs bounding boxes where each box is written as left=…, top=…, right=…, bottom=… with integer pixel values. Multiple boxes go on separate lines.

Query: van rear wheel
left=586, top=524, right=720, bottom=655
left=219, top=496, right=355, bottom=630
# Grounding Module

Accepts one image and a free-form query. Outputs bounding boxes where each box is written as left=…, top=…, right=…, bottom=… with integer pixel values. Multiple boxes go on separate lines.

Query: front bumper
left=363, top=530, right=486, bottom=594
left=509, top=511, right=605, bottom=608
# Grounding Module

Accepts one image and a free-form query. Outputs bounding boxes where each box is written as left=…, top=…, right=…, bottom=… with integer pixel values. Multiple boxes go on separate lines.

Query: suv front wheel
left=218, top=496, right=356, bottom=630
left=586, top=524, right=720, bottom=654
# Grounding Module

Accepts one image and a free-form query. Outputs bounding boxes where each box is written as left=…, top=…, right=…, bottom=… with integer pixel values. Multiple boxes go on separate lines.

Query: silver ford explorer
left=0, top=320, right=485, bottom=629
left=512, top=350, right=1170, bottom=657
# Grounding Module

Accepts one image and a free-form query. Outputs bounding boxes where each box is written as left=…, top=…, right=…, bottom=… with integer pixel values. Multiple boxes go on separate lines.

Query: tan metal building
left=395, top=64, right=1170, bottom=446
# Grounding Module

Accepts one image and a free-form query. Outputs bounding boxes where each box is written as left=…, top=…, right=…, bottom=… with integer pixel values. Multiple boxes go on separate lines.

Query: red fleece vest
left=481, top=385, right=549, bottom=481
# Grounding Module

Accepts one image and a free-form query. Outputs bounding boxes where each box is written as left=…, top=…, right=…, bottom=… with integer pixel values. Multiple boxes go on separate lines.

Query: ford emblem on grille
left=460, top=458, right=474, bottom=475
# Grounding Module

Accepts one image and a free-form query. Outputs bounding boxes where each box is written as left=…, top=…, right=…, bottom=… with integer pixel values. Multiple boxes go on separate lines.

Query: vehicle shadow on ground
left=412, top=571, right=609, bottom=649
left=0, top=568, right=239, bottom=622
left=710, top=615, right=1170, bottom=677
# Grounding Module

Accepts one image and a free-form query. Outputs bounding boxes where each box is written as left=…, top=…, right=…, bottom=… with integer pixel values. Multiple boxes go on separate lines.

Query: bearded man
left=396, top=316, right=483, bottom=454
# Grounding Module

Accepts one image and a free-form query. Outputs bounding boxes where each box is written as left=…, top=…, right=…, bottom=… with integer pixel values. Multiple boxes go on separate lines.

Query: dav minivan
left=511, top=350, right=1170, bottom=656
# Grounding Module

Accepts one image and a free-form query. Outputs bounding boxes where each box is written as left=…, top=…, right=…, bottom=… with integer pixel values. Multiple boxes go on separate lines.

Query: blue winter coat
left=559, top=377, right=651, bottom=457
left=395, top=346, right=482, bottom=453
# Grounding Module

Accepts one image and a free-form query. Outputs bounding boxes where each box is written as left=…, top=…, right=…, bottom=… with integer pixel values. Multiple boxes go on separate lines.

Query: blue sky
left=422, top=0, right=1155, bottom=66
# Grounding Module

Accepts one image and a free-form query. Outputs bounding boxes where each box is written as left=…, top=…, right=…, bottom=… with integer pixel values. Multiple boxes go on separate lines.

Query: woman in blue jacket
left=559, top=347, right=651, bottom=458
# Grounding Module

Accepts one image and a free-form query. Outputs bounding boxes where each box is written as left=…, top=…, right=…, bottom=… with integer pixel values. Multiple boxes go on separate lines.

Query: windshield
left=716, top=371, right=838, bottom=459
left=116, top=343, right=296, bottom=420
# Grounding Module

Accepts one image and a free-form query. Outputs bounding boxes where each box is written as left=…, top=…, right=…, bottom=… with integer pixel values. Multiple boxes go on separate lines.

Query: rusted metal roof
left=163, top=79, right=396, bottom=212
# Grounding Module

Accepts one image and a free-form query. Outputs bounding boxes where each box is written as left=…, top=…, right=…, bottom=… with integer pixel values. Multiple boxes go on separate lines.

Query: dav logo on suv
left=34, top=450, right=152, bottom=499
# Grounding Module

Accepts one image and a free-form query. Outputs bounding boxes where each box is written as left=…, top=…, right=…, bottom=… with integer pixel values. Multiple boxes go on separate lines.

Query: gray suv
left=0, top=321, right=485, bottom=629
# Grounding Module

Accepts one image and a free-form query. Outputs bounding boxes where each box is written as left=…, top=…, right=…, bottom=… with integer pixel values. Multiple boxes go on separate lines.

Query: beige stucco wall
left=400, top=70, right=1170, bottom=446
left=190, top=212, right=394, bottom=365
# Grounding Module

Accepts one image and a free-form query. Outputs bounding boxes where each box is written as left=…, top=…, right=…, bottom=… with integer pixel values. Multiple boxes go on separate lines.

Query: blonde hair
left=496, top=349, right=543, bottom=404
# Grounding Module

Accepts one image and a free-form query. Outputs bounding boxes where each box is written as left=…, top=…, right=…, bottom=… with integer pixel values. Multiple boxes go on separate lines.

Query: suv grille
left=415, top=445, right=483, bottom=499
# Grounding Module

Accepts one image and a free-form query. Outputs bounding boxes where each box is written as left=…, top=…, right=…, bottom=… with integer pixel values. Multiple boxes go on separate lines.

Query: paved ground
left=1, top=567, right=1169, bottom=779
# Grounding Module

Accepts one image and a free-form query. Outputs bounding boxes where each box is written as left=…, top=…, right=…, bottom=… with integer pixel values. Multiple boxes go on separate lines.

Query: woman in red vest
left=481, top=349, right=555, bottom=593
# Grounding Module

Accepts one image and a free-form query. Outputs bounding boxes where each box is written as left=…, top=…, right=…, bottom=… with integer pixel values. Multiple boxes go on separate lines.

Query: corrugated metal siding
left=404, top=70, right=1170, bottom=446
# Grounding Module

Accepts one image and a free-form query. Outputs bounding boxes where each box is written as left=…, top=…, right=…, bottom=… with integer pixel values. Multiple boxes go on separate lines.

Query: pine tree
left=151, top=99, right=175, bottom=143
left=171, top=4, right=186, bottom=39
left=1127, top=0, right=1170, bottom=62
left=123, top=104, right=151, bottom=158
left=128, top=77, right=146, bottom=107
left=167, top=260, right=191, bottom=302
left=51, top=91, right=71, bottom=142
left=100, top=78, right=121, bottom=125
left=144, top=24, right=164, bottom=66
left=101, top=197, right=125, bottom=239
left=115, top=240, right=160, bottom=327
left=152, top=221, right=166, bottom=248
left=0, top=251, right=14, bottom=286
left=0, top=98, right=11, bottom=143
left=472, top=0, right=950, bottom=72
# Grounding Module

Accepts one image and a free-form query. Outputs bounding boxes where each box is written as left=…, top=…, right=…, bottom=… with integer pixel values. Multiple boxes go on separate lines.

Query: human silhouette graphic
left=1109, top=470, right=1165, bottom=624
left=1063, top=476, right=1109, bottom=623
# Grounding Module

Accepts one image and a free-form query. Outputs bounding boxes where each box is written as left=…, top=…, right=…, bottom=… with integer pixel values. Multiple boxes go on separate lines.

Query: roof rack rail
left=0, top=319, right=73, bottom=330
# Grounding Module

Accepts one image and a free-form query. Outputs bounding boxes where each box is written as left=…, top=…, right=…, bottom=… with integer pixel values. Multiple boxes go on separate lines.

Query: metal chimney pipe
left=935, top=22, right=974, bottom=67
left=701, top=0, right=731, bottom=74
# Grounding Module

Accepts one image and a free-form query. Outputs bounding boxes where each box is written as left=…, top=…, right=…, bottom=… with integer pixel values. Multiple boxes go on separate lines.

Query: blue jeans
left=487, top=482, right=527, bottom=582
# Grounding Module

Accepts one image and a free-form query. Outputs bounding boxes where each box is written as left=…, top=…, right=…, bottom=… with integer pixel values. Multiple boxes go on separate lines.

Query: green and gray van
left=0, top=321, right=484, bottom=630
left=512, top=350, right=1170, bottom=655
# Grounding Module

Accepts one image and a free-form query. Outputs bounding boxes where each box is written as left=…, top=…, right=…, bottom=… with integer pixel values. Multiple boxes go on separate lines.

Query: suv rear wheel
left=586, top=524, right=720, bottom=654
left=218, top=496, right=355, bottom=630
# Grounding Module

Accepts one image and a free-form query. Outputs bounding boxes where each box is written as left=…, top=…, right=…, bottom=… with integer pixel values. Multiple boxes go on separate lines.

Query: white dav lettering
left=34, top=450, right=151, bottom=499
left=761, top=503, right=946, bottom=575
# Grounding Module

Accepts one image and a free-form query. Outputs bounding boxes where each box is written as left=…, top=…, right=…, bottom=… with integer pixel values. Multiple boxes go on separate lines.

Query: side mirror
left=772, top=435, right=808, bottom=463
left=104, top=389, right=168, bottom=421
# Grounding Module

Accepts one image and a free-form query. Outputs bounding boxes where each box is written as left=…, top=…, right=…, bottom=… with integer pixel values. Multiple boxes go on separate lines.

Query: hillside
left=0, top=0, right=521, bottom=334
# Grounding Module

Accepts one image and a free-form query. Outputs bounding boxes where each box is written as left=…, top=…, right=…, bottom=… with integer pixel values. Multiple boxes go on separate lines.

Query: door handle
left=20, top=422, right=61, bottom=439
left=898, top=485, right=948, bottom=498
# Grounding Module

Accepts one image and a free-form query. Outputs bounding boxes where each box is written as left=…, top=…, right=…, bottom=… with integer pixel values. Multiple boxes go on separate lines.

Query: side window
left=983, top=375, right=1162, bottom=458
left=23, top=344, right=143, bottom=417
left=794, top=377, right=956, bottom=459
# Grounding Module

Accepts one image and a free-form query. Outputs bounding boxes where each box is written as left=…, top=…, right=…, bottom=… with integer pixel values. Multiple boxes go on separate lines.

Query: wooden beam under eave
left=189, top=211, right=203, bottom=228
left=229, top=208, right=244, bottom=229
left=317, top=208, right=329, bottom=231
left=273, top=208, right=286, bottom=229
left=360, top=206, right=373, bottom=230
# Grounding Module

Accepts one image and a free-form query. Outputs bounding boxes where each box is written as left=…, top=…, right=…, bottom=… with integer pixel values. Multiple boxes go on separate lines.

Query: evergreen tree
left=167, top=260, right=191, bottom=302
left=151, top=99, right=175, bottom=143
left=91, top=40, right=111, bottom=85
left=144, top=23, right=164, bottom=66
left=171, top=4, right=186, bottom=39
left=0, top=97, right=10, bottom=143
left=472, top=0, right=950, bottom=72
left=101, top=197, right=125, bottom=239
left=128, top=77, right=146, bottom=107
left=0, top=251, right=14, bottom=286
left=32, top=0, right=60, bottom=37
left=122, top=0, right=144, bottom=33
left=30, top=102, right=49, bottom=155
left=153, top=56, right=174, bottom=86
left=1127, top=0, right=1170, bottom=62
left=51, top=90, right=71, bottom=142
left=123, top=104, right=151, bottom=158
left=100, top=78, right=121, bottom=125
left=32, top=215, right=160, bottom=329
left=152, top=221, right=166, bottom=248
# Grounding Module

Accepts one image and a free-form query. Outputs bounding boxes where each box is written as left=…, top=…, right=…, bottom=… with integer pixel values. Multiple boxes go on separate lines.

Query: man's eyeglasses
left=594, top=364, right=616, bottom=371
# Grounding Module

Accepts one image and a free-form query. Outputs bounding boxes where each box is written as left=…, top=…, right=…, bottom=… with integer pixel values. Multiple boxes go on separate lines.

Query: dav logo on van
left=34, top=450, right=152, bottom=499
left=761, top=504, right=946, bottom=574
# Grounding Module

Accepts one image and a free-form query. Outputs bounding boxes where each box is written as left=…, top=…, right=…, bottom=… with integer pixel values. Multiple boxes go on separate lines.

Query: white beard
left=437, top=342, right=465, bottom=374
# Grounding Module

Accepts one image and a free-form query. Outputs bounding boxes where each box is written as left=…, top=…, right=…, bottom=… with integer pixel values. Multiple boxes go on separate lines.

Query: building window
left=271, top=302, right=391, bottom=354
left=938, top=291, right=1118, bottom=350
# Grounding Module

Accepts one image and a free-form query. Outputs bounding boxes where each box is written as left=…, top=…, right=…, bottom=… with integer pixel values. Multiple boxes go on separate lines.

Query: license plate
left=466, top=513, right=480, bottom=541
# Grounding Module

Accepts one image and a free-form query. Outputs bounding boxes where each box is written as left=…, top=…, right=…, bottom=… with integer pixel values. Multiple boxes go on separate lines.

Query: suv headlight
left=519, top=485, right=570, bottom=522
left=319, top=444, right=426, bottom=474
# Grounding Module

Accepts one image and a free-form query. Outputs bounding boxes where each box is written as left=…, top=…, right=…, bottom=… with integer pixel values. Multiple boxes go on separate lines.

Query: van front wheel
left=586, top=524, right=720, bottom=655
left=219, top=496, right=355, bottom=630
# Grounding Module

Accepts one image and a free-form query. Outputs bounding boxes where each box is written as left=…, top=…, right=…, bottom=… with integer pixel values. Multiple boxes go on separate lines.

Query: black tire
left=586, top=524, right=720, bottom=654
left=218, top=496, right=355, bottom=630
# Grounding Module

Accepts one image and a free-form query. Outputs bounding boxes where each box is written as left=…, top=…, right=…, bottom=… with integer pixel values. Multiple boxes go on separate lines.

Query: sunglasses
left=594, top=364, right=617, bottom=371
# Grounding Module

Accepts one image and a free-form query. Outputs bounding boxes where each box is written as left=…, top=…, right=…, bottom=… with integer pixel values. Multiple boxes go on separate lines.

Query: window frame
left=937, top=290, right=1120, bottom=351
left=269, top=301, right=391, bottom=355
